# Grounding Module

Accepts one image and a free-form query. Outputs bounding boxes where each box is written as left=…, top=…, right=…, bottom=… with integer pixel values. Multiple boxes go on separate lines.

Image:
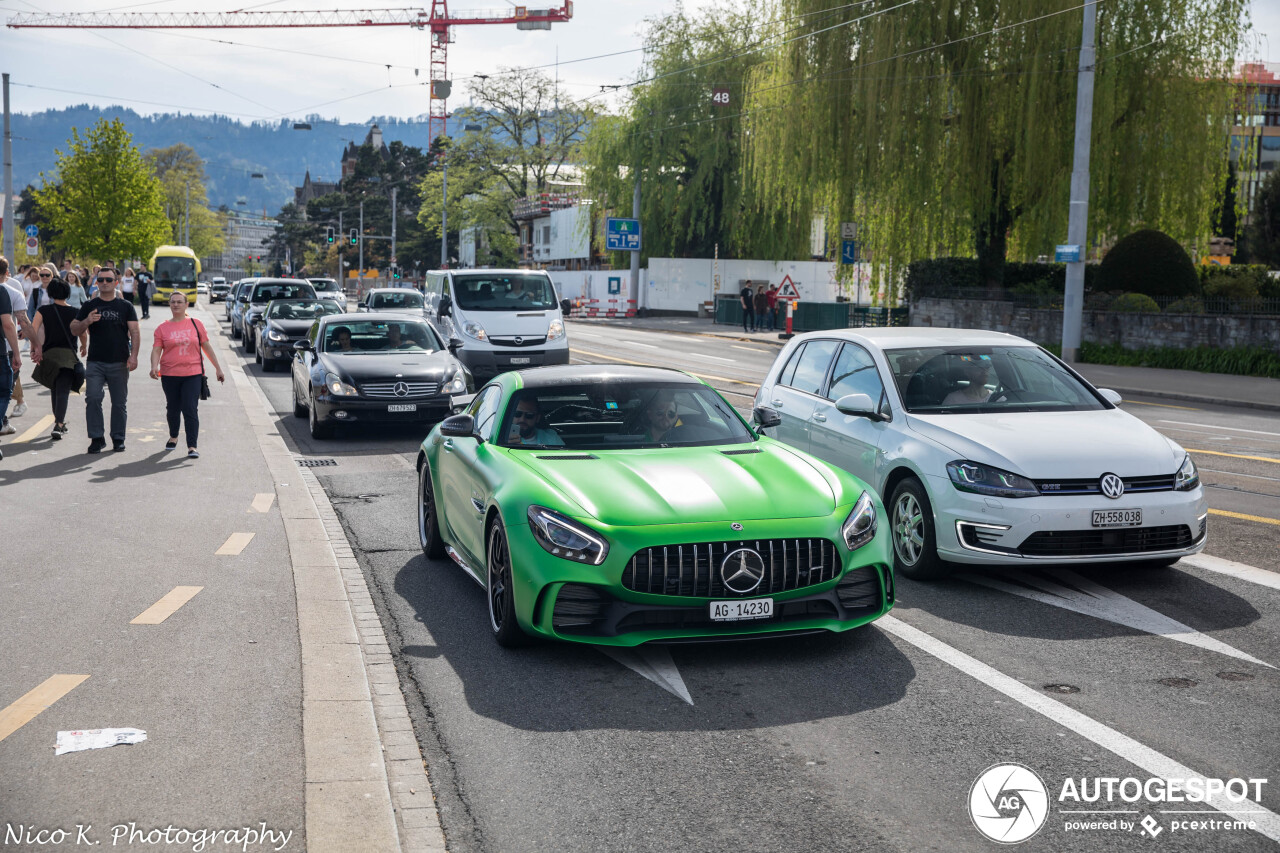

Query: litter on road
left=55, top=728, right=147, bottom=755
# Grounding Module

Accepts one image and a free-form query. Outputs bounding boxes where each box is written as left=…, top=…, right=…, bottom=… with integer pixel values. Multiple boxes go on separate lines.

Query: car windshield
left=154, top=256, right=197, bottom=285
left=323, top=320, right=439, bottom=354
left=310, top=279, right=341, bottom=293
left=497, top=381, right=754, bottom=450
left=370, top=291, right=423, bottom=310
left=252, top=283, right=315, bottom=302
left=268, top=300, right=341, bottom=320
left=453, top=274, right=557, bottom=312
left=886, top=345, right=1107, bottom=413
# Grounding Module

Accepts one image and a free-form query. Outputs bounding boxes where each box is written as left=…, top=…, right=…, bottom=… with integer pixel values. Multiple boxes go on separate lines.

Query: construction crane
left=7, top=1, right=574, bottom=144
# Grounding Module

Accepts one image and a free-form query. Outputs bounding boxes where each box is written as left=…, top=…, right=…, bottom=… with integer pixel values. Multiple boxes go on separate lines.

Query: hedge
left=1044, top=342, right=1280, bottom=379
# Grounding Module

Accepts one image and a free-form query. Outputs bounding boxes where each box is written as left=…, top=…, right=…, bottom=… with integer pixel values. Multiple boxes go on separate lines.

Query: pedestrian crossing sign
left=776, top=276, right=800, bottom=300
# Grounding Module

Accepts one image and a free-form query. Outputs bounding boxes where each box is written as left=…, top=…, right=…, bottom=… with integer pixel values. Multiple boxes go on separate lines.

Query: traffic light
left=390, top=264, right=400, bottom=280
left=349, top=229, right=358, bottom=246
left=325, top=226, right=335, bottom=244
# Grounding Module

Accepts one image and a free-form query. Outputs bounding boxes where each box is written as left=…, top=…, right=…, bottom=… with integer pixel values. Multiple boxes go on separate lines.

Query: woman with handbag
left=30, top=277, right=88, bottom=439
left=149, top=290, right=224, bottom=459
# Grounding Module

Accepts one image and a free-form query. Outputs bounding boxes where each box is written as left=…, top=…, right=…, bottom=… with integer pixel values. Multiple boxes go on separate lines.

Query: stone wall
left=910, top=298, right=1280, bottom=350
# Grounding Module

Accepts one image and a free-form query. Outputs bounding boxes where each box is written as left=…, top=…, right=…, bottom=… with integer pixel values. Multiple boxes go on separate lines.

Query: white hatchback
left=754, top=328, right=1207, bottom=579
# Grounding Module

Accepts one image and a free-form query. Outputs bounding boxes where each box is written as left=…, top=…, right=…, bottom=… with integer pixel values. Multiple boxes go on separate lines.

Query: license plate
left=387, top=404, right=417, bottom=413
left=1092, top=508, right=1142, bottom=527
left=509, top=357, right=531, bottom=365
left=710, top=597, right=774, bottom=622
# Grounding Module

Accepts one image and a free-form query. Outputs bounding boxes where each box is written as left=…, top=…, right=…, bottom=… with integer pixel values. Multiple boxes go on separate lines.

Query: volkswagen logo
left=393, top=382, right=410, bottom=398
left=720, top=548, right=766, bottom=594
left=1099, top=473, right=1125, bottom=499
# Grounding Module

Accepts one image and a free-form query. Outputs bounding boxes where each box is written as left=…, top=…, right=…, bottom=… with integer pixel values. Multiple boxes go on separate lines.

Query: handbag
left=192, top=319, right=211, bottom=400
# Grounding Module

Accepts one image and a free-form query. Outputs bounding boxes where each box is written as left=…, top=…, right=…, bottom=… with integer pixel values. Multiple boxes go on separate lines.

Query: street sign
left=840, top=222, right=858, bottom=240
left=712, top=87, right=730, bottom=106
left=1055, top=244, right=1082, bottom=263
left=776, top=275, right=800, bottom=300
left=841, top=240, right=859, bottom=265
left=24, top=225, right=39, bottom=237
left=25, top=236, right=38, bottom=256
left=608, top=276, right=621, bottom=295
left=605, top=218, right=641, bottom=252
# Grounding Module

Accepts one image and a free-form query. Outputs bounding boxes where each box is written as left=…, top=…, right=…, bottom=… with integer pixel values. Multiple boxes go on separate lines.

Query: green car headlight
left=1174, top=454, right=1199, bottom=490
left=842, top=491, right=877, bottom=551
left=325, top=372, right=359, bottom=396
left=528, top=505, right=609, bottom=565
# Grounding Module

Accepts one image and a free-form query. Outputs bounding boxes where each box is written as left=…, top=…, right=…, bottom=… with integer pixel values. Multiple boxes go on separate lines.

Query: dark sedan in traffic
left=291, top=313, right=473, bottom=439
left=254, top=299, right=344, bottom=372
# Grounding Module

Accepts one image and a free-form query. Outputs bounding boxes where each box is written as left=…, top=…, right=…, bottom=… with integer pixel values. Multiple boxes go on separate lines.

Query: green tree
left=145, top=143, right=226, bottom=258
left=34, top=118, right=170, bottom=261
left=745, top=0, right=1249, bottom=286
left=1245, top=170, right=1280, bottom=268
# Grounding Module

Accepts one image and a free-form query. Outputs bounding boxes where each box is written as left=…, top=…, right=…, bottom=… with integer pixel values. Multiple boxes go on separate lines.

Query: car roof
left=252, top=278, right=311, bottom=287
left=432, top=268, right=550, bottom=277
left=513, top=364, right=704, bottom=389
left=320, top=311, right=428, bottom=324
left=798, top=327, right=1034, bottom=349
left=366, top=288, right=420, bottom=294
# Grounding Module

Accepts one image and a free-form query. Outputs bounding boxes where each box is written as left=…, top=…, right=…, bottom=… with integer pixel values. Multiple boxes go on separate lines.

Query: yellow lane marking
left=131, top=586, right=204, bottom=625
left=0, top=675, right=90, bottom=743
left=11, top=414, right=55, bottom=443
left=1209, top=508, right=1280, bottom=528
left=215, top=532, right=255, bottom=556
left=1120, top=399, right=1201, bottom=411
left=1188, top=448, right=1280, bottom=465
left=250, top=493, right=276, bottom=513
left=570, top=347, right=760, bottom=388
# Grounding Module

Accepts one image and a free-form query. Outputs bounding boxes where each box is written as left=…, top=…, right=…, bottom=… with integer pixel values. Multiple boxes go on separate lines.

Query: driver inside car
left=943, top=355, right=993, bottom=405
left=641, top=390, right=683, bottom=443
left=506, top=396, right=564, bottom=447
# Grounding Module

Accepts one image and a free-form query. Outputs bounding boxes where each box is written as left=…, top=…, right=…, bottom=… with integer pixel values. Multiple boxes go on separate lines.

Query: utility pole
left=358, top=201, right=364, bottom=280
left=338, top=209, right=343, bottom=281
left=3, top=73, right=13, bottom=262
left=440, top=141, right=448, bottom=269
left=1060, top=0, right=1097, bottom=364
left=184, top=181, right=191, bottom=246
left=629, top=170, right=640, bottom=311
left=390, top=185, right=397, bottom=269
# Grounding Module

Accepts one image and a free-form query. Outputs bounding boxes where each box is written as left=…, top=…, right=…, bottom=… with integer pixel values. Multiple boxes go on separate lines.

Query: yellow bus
left=150, top=245, right=201, bottom=305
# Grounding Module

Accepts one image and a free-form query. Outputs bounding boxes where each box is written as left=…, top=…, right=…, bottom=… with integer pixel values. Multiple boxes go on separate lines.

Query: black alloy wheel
left=292, top=378, right=306, bottom=418
left=486, top=518, right=528, bottom=648
left=308, top=394, right=333, bottom=439
left=418, top=463, right=445, bottom=559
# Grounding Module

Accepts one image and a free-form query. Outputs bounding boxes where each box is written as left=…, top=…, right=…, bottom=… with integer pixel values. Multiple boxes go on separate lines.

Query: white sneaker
left=0, top=421, right=14, bottom=436
left=10, top=402, right=26, bottom=417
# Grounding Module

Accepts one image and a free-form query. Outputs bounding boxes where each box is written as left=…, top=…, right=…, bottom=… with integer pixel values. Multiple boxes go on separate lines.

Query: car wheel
left=418, top=463, right=446, bottom=560
left=889, top=477, right=951, bottom=580
left=308, top=397, right=333, bottom=439
left=255, top=346, right=263, bottom=365
left=262, top=355, right=275, bottom=372
left=243, top=330, right=254, bottom=354
left=231, top=323, right=241, bottom=340
left=486, top=517, right=529, bottom=648
left=292, top=380, right=307, bottom=418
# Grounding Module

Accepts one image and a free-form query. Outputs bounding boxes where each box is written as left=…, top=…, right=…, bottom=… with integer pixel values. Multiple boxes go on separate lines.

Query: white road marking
left=682, top=352, right=734, bottom=363
left=1159, top=420, right=1280, bottom=438
left=1180, top=553, right=1280, bottom=593
left=878, top=615, right=1280, bottom=843
left=599, top=646, right=693, bottom=705
left=731, top=345, right=768, bottom=353
left=623, top=341, right=659, bottom=349
left=1201, top=468, right=1280, bottom=483
left=958, top=568, right=1272, bottom=668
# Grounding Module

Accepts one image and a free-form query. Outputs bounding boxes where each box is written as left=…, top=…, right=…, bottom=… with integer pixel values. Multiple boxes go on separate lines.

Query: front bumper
left=458, top=343, right=570, bottom=379
left=260, top=338, right=299, bottom=361
left=927, top=473, right=1209, bottom=564
left=314, top=395, right=453, bottom=426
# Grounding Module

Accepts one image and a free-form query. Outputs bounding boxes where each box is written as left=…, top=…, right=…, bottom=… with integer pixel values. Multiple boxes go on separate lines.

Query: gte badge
left=969, top=763, right=1049, bottom=844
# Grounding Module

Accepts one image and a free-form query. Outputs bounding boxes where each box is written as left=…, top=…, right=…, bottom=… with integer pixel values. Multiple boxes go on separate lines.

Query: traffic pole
left=783, top=300, right=795, bottom=338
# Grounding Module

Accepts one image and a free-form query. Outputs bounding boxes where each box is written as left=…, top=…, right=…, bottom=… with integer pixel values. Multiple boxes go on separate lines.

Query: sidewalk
left=568, top=315, right=1280, bottom=412
left=0, top=305, right=441, bottom=852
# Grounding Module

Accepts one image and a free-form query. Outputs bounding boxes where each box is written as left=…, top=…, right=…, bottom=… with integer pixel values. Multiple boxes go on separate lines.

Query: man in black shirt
left=135, top=263, right=155, bottom=319
left=740, top=281, right=756, bottom=333
left=71, top=266, right=141, bottom=453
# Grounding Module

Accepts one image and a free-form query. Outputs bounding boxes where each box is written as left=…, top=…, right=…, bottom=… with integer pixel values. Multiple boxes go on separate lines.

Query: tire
left=486, top=517, right=529, bottom=648
left=308, top=397, right=333, bottom=439
left=255, top=346, right=263, bottom=365
left=292, top=380, right=307, bottom=418
left=243, top=330, right=254, bottom=354
left=261, top=356, right=275, bottom=372
left=231, top=322, right=241, bottom=340
left=889, top=477, right=952, bottom=581
left=418, top=462, right=446, bottom=560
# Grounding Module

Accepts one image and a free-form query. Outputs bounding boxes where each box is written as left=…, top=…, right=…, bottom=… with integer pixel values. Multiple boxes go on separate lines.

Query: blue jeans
left=85, top=361, right=130, bottom=442
left=0, top=352, right=12, bottom=424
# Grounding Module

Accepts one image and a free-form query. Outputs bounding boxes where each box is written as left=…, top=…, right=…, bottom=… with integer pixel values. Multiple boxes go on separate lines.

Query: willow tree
left=745, top=0, right=1249, bottom=288
left=583, top=2, right=809, bottom=263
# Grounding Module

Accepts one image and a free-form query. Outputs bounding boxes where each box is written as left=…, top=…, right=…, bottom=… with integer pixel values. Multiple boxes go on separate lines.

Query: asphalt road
left=216, top=314, right=1280, bottom=853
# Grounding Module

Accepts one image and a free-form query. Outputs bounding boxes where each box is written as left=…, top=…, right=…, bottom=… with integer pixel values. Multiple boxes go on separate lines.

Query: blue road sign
left=841, top=240, right=859, bottom=265
left=606, top=218, right=642, bottom=252
left=1055, top=244, right=1082, bottom=263
left=608, top=276, right=621, bottom=295
left=25, top=225, right=39, bottom=238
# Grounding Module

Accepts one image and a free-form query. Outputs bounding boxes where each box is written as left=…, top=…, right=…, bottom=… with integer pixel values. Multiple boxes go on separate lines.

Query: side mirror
left=834, top=393, right=881, bottom=419
left=560, top=298, right=571, bottom=315
left=293, top=340, right=312, bottom=352
left=753, top=406, right=782, bottom=430
left=448, top=337, right=464, bottom=355
left=1098, top=388, right=1122, bottom=405
left=438, top=294, right=452, bottom=316
left=439, top=413, right=478, bottom=440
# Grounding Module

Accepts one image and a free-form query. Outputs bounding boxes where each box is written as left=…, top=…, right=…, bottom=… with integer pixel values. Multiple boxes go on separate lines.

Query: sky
left=1, top=0, right=1277, bottom=126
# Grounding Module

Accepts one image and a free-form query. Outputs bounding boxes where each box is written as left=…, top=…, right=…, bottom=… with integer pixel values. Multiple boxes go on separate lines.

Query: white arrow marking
left=958, top=568, right=1272, bottom=669
left=599, top=646, right=693, bottom=705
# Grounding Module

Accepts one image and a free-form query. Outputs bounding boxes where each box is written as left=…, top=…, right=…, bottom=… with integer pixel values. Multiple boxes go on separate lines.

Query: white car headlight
left=528, top=505, right=609, bottom=565
left=547, top=318, right=565, bottom=341
left=266, top=329, right=287, bottom=342
left=324, top=372, right=359, bottom=396
left=946, top=460, right=1039, bottom=498
left=1175, top=454, right=1199, bottom=491
left=842, top=491, right=878, bottom=551
left=441, top=373, right=467, bottom=395
left=461, top=320, right=487, bottom=341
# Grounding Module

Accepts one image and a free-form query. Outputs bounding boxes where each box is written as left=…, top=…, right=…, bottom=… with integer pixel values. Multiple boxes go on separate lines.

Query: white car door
left=764, top=339, right=840, bottom=453
left=808, top=341, right=893, bottom=487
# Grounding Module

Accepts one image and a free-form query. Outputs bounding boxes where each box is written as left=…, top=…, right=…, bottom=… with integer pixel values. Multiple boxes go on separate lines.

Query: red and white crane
left=7, top=1, right=574, bottom=143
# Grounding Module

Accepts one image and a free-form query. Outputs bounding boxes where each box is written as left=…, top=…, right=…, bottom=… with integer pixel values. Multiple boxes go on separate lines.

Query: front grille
left=360, top=381, right=440, bottom=399
left=1033, top=474, right=1176, bottom=495
left=490, top=335, right=547, bottom=347
left=1019, top=524, right=1194, bottom=557
left=622, top=539, right=839, bottom=598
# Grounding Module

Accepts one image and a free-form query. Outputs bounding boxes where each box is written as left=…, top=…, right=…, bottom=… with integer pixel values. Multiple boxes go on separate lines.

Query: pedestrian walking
left=136, top=263, right=155, bottom=319
left=740, top=280, right=756, bottom=333
left=120, top=267, right=138, bottom=307
left=149, top=290, right=224, bottom=459
left=70, top=266, right=140, bottom=454
left=22, top=266, right=41, bottom=319
left=0, top=257, right=39, bottom=433
left=31, top=277, right=86, bottom=440
left=753, top=284, right=768, bottom=333
left=0, top=272, right=21, bottom=460
left=64, top=271, right=88, bottom=309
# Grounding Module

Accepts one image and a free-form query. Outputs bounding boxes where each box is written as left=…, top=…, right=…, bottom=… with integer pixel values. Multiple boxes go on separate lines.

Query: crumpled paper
left=55, top=728, right=147, bottom=755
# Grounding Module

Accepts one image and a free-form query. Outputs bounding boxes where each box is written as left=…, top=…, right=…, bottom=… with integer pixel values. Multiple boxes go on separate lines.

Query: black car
left=209, top=280, right=232, bottom=302
left=254, top=299, right=344, bottom=372
left=239, top=279, right=317, bottom=354
left=291, top=313, right=473, bottom=439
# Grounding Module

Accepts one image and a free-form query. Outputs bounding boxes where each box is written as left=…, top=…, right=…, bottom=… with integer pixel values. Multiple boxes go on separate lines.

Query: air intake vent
left=536, top=454, right=598, bottom=460
left=721, top=448, right=763, bottom=456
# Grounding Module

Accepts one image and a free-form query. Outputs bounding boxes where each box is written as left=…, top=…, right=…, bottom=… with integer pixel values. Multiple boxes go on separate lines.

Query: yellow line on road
left=1120, top=399, right=1201, bottom=411
left=0, top=675, right=90, bottom=743
left=215, top=532, right=255, bottom=555
left=11, top=414, right=55, bottom=443
left=131, top=586, right=204, bottom=625
left=570, top=347, right=760, bottom=388
left=1209, top=508, right=1280, bottom=528
left=1188, top=448, right=1280, bottom=465
left=250, top=493, right=276, bottom=513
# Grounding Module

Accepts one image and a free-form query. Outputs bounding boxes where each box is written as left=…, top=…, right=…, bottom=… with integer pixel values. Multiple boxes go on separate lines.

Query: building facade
left=1231, top=62, right=1280, bottom=226
left=202, top=212, right=281, bottom=278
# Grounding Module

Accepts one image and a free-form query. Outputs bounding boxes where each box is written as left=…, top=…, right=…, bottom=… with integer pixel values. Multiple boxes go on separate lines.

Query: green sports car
left=415, top=365, right=894, bottom=647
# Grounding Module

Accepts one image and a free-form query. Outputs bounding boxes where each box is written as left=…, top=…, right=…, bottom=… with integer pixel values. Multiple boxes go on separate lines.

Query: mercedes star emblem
left=720, top=548, right=766, bottom=594
left=730, top=522, right=744, bottom=531
left=393, top=382, right=410, bottom=397
left=1099, top=473, right=1125, bottom=500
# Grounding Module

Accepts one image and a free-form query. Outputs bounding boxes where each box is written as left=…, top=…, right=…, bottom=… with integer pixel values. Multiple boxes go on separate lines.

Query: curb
left=204, top=309, right=445, bottom=853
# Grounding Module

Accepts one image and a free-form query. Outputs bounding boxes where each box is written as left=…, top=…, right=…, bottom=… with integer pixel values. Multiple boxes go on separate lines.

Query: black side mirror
left=753, top=406, right=782, bottom=430
left=293, top=340, right=312, bottom=352
left=439, top=413, right=478, bottom=440
left=560, top=298, right=571, bottom=314
left=448, top=337, right=464, bottom=355
left=438, top=294, right=452, bottom=315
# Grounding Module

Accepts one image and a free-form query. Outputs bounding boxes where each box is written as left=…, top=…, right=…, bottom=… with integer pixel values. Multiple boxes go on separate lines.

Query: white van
left=423, top=269, right=569, bottom=381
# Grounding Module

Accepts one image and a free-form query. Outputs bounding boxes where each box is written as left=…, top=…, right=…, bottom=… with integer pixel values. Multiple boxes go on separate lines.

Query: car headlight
left=946, top=460, right=1039, bottom=498
left=266, top=330, right=287, bottom=342
left=547, top=318, right=565, bottom=341
left=441, top=373, right=467, bottom=395
left=528, top=505, right=609, bottom=565
left=461, top=320, right=487, bottom=341
left=842, top=491, right=877, bottom=551
left=324, top=372, right=359, bottom=396
left=1175, top=454, right=1199, bottom=491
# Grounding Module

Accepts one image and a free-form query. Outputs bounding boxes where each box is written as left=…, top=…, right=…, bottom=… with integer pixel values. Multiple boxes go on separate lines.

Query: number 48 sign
left=712, top=87, right=730, bottom=106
